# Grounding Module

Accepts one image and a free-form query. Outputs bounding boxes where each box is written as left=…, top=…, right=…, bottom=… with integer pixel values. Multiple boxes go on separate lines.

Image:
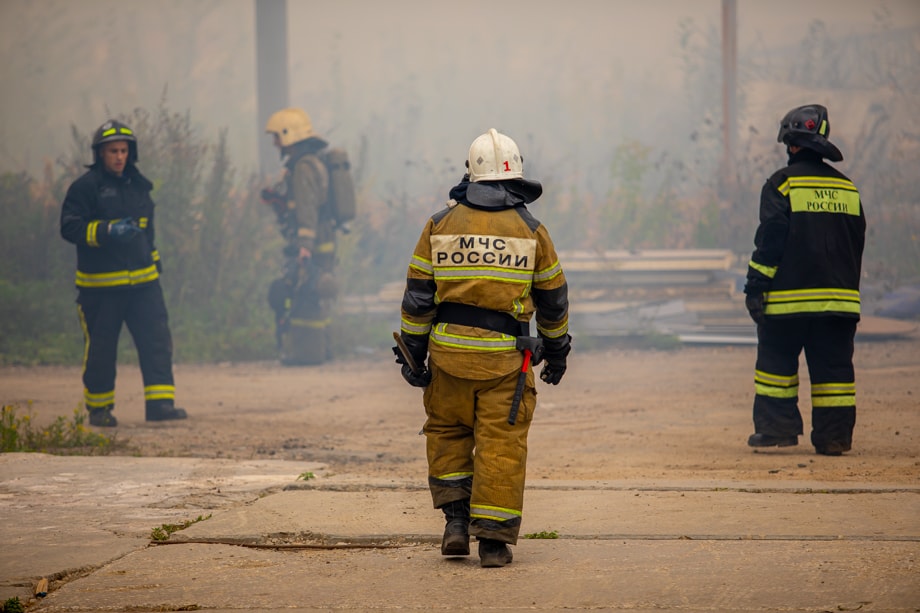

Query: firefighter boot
left=478, top=538, right=513, bottom=568
left=88, top=406, right=117, bottom=427
left=146, top=402, right=188, bottom=422
left=747, top=433, right=798, bottom=448
left=440, top=499, right=470, bottom=556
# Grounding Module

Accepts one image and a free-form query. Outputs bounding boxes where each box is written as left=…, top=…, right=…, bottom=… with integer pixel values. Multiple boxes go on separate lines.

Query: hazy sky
left=1, top=0, right=918, bottom=192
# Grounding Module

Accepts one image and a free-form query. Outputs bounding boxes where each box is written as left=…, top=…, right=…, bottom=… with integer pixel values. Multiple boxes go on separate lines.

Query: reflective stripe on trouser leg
left=423, top=363, right=535, bottom=545
left=803, top=317, right=857, bottom=449
left=77, top=291, right=127, bottom=413
left=123, top=284, right=176, bottom=410
left=752, top=319, right=805, bottom=437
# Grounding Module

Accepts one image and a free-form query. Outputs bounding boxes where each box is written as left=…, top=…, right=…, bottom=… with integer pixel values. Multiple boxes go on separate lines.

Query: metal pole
left=255, top=0, right=289, bottom=178
left=721, top=0, right=737, bottom=199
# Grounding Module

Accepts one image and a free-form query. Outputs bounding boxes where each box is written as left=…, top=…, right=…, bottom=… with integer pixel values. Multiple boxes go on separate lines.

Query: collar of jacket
left=284, top=138, right=327, bottom=169
left=787, top=147, right=825, bottom=165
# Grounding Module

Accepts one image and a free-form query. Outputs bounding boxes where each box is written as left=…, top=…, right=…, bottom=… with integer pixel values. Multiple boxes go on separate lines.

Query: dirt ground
left=3, top=333, right=919, bottom=486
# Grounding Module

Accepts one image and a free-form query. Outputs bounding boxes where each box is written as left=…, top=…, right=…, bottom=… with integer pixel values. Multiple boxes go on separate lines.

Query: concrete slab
left=3, top=455, right=919, bottom=611
left=0, top=453, right=323, bottom=592
left=27, top=540, right=920, bottom=612
left=172, top=481, right=920, bottom=545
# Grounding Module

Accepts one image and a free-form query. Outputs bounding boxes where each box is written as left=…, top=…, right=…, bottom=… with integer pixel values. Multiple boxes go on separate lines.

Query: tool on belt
left=508, top=336, right=544, bottom=425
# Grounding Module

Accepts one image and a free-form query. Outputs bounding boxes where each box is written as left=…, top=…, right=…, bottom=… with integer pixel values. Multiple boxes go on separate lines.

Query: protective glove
left=392, top=333, right=431, bottom=388
left=539, top=333, right=571, bottom=385
left=745, top=293, right=766, bottom=325
left=107, top=217, right=142, bottom=243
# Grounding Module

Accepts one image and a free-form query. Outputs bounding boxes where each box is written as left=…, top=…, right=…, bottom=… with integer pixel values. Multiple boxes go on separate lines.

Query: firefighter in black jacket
left=744, top=104, right=865, bottom=456
left=60, top=120, right=188, bottom=427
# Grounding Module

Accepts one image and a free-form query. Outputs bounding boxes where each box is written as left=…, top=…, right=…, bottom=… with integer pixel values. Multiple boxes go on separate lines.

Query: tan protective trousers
left=422, top=361, right=537, bottom=544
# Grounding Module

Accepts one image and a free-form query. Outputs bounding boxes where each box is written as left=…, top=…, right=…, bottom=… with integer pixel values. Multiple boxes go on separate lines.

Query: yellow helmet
left=265, top=108, right=322, bottom=148
left=467, top=128, right=524, bottom=182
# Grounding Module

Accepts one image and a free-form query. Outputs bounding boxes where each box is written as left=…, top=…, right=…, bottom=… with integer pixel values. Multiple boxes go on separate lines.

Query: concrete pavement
left=1, top=453, right=918, bottom=611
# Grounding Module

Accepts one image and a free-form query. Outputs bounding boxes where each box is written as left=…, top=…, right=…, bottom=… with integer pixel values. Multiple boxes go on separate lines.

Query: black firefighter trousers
left=752, top=316, right=858, bottom=450
left=76, top=283, right=176, bottom=415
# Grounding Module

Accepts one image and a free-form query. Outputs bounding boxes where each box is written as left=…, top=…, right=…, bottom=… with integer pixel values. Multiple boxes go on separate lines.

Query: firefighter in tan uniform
left=394, top=129, right=571, bottom=567
left=263, top=108, right=348, bottom=365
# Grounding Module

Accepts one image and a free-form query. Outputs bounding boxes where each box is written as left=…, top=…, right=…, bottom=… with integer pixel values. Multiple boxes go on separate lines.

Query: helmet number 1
left=503, top=161, right=511, bottom=172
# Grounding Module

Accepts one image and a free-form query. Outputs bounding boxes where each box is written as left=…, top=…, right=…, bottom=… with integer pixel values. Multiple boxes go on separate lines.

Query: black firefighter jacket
left=745, top=148, right=866, bottom=320
left=60, top=164, right=161, bottom=291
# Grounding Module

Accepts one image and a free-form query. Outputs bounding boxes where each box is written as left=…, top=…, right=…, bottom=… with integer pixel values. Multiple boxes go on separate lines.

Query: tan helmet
left=467, top=128, right=524, bottom=182
left=265, top=108, right=321, bottom=148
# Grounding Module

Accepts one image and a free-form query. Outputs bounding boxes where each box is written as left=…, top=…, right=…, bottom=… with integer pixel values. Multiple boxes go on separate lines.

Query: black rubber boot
left=88, top=406, right=117, bottom=427
left=440, top=499, right=470, bottom=556
left=478, top=538, right=513, bottom=568
left=146, top=403, right=188, bottom=422
left=747, top=433, right=798, bottom=448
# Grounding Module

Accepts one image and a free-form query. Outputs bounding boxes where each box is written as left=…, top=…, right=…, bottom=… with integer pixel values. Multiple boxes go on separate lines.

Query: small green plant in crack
left=150, top=514, right=212, bottom=541
left=297, top=471, right=316, bottom=481
left=524, top=530, right=559, bottom=539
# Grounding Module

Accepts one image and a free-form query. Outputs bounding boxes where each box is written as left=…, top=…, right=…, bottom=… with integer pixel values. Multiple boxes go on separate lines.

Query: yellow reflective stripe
left=138, top=217, right=149, bottom=228
left=86, top=221, right=102, bottom=247
left=755, top=383, right=799, bottom=399
left=533, top=260, right=563, bottom=282
left=754, top=369, right=798, bottom=387
left=537, top=321, right=569, bottom=339
left=144, top=385, right=175, bottom=401
left=101, top=128, right=117, bottom=137
left=765, top=300, right=860, bottom=316
left=754, top=369, right=798, bottom=399
left=151, top=250, right=160, bottom=262
left=818, top=120, right=828, bottom=136
left=812, top=395, right=855, bottom=407
left=102, top=127, right=133, bottom=137
left=316, top=241, right=335, bottom=254
left=811, top=381, right=855, bottom=407
left=410, top=254, right=433, bottom=275
left=84, top=388, right=115, bottom=408
left=433, top=266, right=533, bottom=283
left=435, top=472, right=474, bottom=481
left=811, top=382, right=855, bottom=395
left=75, top=265, right=159, bottom=288
left=764, top=288, right=860, bottom=316
left=777, top=176, right=857, bottom=196
left=290, top=317, right=331, bottom=329
left=430, top=323, right=516, bottom=351
left=400, top=318, right=431, bottom=335
left=748, top=259, right=777, bottom=279
left=297, top=227, right=316, bottom=238
left=470, top=504, right=521, bottom=521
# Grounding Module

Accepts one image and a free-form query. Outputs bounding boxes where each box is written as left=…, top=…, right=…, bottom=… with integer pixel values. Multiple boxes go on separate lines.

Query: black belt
left=436, top=302, right=529, bottom=337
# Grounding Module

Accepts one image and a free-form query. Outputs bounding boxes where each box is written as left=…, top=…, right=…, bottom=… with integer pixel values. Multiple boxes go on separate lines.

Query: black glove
left=392, top=333, right=431, bottom=388
left=107, top=217, right=142, bottom=243
left=399, top=361, right=432, bottom=387
left=745, top=293, right=766, bottom=325
left=540, top=334, right=571, bottom=386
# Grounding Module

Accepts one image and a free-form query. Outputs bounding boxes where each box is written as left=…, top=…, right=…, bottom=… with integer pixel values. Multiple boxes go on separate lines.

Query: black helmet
left=91, top=120, right=138, bottom=164
left=776, top=104, right=842, bottom=162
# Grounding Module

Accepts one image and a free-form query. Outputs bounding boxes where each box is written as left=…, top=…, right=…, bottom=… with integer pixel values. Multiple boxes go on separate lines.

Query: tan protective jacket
left=400, top=200, right=569, bottom=380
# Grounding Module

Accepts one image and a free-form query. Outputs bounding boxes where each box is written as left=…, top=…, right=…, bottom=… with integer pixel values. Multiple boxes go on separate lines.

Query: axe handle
left=393, top=332, right=422, bottom=374
left=507, top=349, right=532, bottom=425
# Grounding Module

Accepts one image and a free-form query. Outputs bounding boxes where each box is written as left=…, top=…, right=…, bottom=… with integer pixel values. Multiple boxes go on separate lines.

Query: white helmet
left=467, top=128, right=523, bottom=182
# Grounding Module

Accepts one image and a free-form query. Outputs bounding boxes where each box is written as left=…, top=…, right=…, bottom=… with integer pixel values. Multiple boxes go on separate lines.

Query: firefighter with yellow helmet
left=394, top=129, right=571, bottom=567
left=744, top=104, right=866, bottom=455
left=262, top=108, right=355, bottom=365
